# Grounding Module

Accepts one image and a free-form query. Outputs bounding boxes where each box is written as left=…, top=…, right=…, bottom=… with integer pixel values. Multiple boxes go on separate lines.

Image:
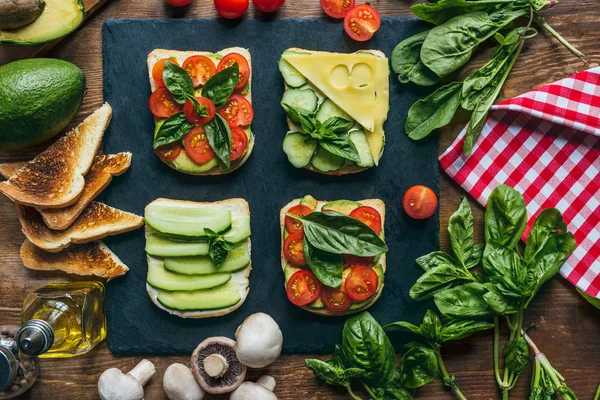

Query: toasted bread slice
left=0, top=104, right=111, bottom=209
left=0, top=162, right=28, bottom=179
left=20, top=239, right=129, bottom=281
left=18, top=202, right=144, bottom=252
left=280, top=197, right=386, bottom=316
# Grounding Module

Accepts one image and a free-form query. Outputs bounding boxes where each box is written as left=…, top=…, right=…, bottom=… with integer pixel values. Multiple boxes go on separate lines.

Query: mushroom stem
left=257, top=376, right=276, bottom=391
left=128, top=359, right=156, bottom=386
left=204, top=354, right=229, bottom=378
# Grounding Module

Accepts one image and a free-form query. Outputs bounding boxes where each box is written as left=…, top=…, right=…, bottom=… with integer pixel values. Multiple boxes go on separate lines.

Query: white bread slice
left=147, top=48, right=254, bottom=176
left=17, top=201, right=144, bottom=252
left=20, top=239, right=129, bottom=281
left=0, top=104, right=111, bottom=208
left=145, top=198, right=251, bottom=319
left=0, top=162, right=28, bottom=179
left=280, top=197, right=386, bottom=316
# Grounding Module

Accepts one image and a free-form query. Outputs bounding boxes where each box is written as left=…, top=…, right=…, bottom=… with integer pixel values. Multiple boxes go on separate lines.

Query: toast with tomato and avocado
left=278, top=49, right=389, bottom=175
left=280, top=195, right=387, bottom=315
left=144, top=198, right=252, bottom=318
left=147, top=48, right=254, bottom=175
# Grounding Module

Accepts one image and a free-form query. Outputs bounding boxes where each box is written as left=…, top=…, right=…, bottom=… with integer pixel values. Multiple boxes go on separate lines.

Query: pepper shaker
left=0, top=325, right=38, bottom=399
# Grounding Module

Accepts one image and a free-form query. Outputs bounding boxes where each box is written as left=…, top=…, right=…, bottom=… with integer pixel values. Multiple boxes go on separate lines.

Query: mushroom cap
left=98, top=368, right=144, bottom=400
left=164, top=363, right=205, bottom=400
left=235, top=313, right=283, bottom=368
left=191, top=336, right=247, bottom=395
left=230, top=382, right=277, bottom=400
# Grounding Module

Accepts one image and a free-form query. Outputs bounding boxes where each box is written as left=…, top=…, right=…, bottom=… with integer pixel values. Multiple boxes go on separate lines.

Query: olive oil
left=18, top=282, right=106, bottom=358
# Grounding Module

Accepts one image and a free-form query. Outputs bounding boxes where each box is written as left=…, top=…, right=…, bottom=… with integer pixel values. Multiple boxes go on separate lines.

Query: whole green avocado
left=0, top=58, right=85, bottom=150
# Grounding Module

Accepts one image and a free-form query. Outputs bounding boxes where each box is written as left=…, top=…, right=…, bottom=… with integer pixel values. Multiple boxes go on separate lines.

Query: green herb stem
left=346, top=384, right=363, bottom=400
left=436, top=350, right=468, bottom=400
left=533, top=14, right=585, bottom=59
left=493, top=317, right=503, bottom=387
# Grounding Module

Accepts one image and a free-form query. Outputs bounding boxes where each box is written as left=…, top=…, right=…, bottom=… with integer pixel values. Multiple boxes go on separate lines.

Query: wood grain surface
left=0, top=0, right=599, bottom=399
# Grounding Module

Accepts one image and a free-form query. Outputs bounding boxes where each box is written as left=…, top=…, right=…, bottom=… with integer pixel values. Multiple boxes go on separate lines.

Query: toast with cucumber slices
left=279, top=49, right=389, bottom=175
left=144, top=198, right=252, bottom=318
left=280, top=195, right=387, bottom=316
left=147, top=48, right=254, bottom=176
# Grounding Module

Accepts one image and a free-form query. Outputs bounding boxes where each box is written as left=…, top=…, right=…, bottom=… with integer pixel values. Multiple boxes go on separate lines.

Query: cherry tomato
left=214, top=0, right=249, bottom=19
left=217, top=53, right=250, bottom=91
left=182, top=55, right=216, bottom=87
left=285, top=204, right=312, bottom=234
left=349, top=206, right=382, bottom=234
left=403, top=185, right=438, bottom=220
left=252, top=0, right=285, bottom=12
left=149, top=88, right=182, bottom=118
left=219, top=94, right=254, bottom=127
left=343, top=255, right=374, bottom=270
left=183, top=126, right=216, bottom=164
left=344, top=4, right=381, bottom=42
left=183, top=97, right=216, bottom=125
left=165, top=0, right=192, bottom=5
left=155, top=142, right=182, bottom=161
left=230, top=127, right=249, bottom=162
left=320, top=0, right=354, bottom=19
left=152, top=59, right=178, bottom=87
left=321, top=286, right=353, bottom=311
left=345, top=265, right=378, bottom=301
left=283, top=231, right=307, bottom=267
left=286, top=270, right=322, bottom=306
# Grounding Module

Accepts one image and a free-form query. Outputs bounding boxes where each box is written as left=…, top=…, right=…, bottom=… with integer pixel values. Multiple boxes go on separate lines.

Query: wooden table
left=1, top=0, right=599, bottom=398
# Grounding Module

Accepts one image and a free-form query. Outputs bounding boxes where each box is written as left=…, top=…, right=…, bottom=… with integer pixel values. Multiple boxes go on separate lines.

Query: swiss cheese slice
left=366, top=57, right=390, bottom=164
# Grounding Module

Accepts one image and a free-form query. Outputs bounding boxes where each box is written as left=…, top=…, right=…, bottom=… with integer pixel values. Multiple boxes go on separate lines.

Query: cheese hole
left=350, top=63, right=373, bottom=89
left=330, top=64, right=350, bottom=88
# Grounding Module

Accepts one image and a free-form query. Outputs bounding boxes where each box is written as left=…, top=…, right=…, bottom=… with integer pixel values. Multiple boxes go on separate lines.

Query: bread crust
left=0, top=162, right=28, bottom=179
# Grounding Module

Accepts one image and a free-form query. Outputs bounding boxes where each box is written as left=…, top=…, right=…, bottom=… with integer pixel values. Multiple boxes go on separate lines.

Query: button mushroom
left=235, top=313, right=283, bottom=368
left=164, top=363, right=205, bottom=400
left=191, top=337, right=246, bottom=394
left=98, top=359, right=156, bottom=400
left=230, top=375, right=277, bottom=400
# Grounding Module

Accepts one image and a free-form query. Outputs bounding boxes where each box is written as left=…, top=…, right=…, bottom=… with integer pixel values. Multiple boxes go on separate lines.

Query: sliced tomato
left=219, top=94, right=254, bottom=127
left=182, top=55, right=216, bottom=87
left=343, top=4, right=381, bottom=42
left=349, top=206, right=382, bottom=234
left=286, top=270, right=322, bottom=306
left=343, top=255, right=374, bottom=270
left=155, top=142, right=182, bottom=161
left=345, top=265, right=378, bottom=301
left=149, top=88, right=182, bottom=118
left=152, top=59, right=178, bottom=87
left=321, top=286, right=353, bottom=311
left=283, top=231, right=307, bottom=267
left=320, top=0, right=354, bottom=18
left=217, top=53, right=250, bottom=91
left=183, top=126, right=216, bottom=164
left=230, top=127, right=249, bottom=162
left=403, top=185, right=438, bottom=220
left=183, top=97, right=216, bottom=125
left=285, top=205, right=312, bottom=234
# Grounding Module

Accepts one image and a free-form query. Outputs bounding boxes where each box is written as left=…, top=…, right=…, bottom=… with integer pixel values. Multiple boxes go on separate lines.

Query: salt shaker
left=0, top=325, right=38, bottom=399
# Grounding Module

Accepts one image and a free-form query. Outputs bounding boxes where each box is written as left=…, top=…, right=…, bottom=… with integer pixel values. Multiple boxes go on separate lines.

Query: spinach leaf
left=439, top=319, right=494, bottom=342
left=434, top=282, right=496, bottom=320
left=304, top=237, right=343, bottom=288
left=163, top=61, right=194, bottom=104
left=153, top=112, right=194, bottom=149
left=202, top=63, right=239, bottom=108
left=484, top=184, right=528, bottom=249
left=399, top=343, right=438, bottom=389
left=391, top=30, right=439, bottom=86
left=319, top=137, right=361, bottom=163
left=411, top=0, right=526, bottom=25
left=204, top=228, right=235, bottom=267
left=448, top=197, right=475, bottom=267
left=410, top=263, right=474, bottom=300
left=304, top=358, right=364, bottom=387
left=524, top=208, right=568, bottom=262
left=204, top=114, right=232, bottom=168
left=405, top=82, right=463, bottom=140
left=416, top=251, right=461, bottom=271
left=503, top=337, right=530, bottom=374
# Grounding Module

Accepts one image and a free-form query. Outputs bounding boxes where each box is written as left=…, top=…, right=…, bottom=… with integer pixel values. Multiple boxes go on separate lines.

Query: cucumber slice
left=223, top=217, right=251, bottom=243
left=156, top=282, right=241, bottom=311
left=281, top=88, right=318, bottom=116
left=145, top=202, right=231, bottom=237
left=316, top=99, right=354, bottom=125
left=349, top=130, right=375, bottom=167
left=283, top=132, right=318, bottom=168
left=164, top=241, right=250, bottom=275
left=279, top=58, right=307, bottom=88
left=146, top=231, right=209, bottom=257
left=310, top=146, right=345, bottom=172
left=147, top=259, right=231, bottom=291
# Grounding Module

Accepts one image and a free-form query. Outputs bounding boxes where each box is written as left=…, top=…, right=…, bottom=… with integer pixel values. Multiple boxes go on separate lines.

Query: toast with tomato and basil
left=278, top=49, right=389, bottom=175
left=147, top=48, right=254, bottom=175
left=280, top=195, right=387, bottom=316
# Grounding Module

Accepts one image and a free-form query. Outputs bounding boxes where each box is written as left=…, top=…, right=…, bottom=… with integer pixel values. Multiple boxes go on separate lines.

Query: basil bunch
left=204, top=228, right=235, bottom=267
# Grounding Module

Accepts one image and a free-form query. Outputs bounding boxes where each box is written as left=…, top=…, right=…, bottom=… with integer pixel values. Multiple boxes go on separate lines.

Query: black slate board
left=102, top=17, right=439, bottom=355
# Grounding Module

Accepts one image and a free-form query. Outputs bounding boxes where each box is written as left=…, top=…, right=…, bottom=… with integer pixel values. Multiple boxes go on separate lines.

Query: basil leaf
left=304, top=358, right=364, bottom=387
left=320, top=116, right=354, bottom=135
left=483, top=241, right=534, bottom=299
left=202, top=63, right=239, bottom=108
left=364, top=374, right=415, bottom=400
left=153, top=112, right=194, bottom=149
left=528, top=230, right=575, bottom=293
left=420, top=309, right=443, bottom=343
left=319, top=137, right=361, bottom=163
left=281, top=103, right=318, bottom=132
left=399, top=344, right=438, bottom=389
left=503, top=337, right=529, bottom=374
left=448, top=197, right=475, bottom=267
left=205, top=228, right=235, bottom=267
left=439, top=319, right=494, bottom=342
left=204, top=114, right=232, bottom=168
left=391, top=30, right=439, bottom=86
left=434, top=282, right=496, bottom=320
left=189, top=97, right=209, bottom=117
left=385, top=321, right=423, bottom=336
left=464, top=244, right=484, bottom=269
left=484, top=184, right=528, bottom=250
left=304, top=237, right=343, bottom=289
left=416, top=251, right=461, bottom=271
left=524, top=208, right=568, bottom=262
left=163, top=61, right=194, bottom=104
left=410, top=263, right=474, bottom=300
left=289, top=211, right=388, bottom=257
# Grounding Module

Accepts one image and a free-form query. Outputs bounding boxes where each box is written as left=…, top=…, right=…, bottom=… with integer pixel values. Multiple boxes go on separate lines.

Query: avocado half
left=0, top=0, right=85, bottom=46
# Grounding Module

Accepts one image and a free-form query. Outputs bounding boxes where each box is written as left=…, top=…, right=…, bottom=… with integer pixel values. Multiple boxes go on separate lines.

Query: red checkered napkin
left=440, top=67, right=600, bottom=297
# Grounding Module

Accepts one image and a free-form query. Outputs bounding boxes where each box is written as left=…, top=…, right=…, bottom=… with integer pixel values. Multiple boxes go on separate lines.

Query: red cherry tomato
left=343, top=4, right=381, bottom=42
left=321, top=286, right=353, bottom=311
left=252, top=0, right=285, bottom=12
left=219, top=94, right=254, bottom=127
left=320, top=0, right=355, bottom=19
left=152, top=59, right=178, bottom=87
left=183, top=97, right=216, bottom=125
left=214, top=0, right=249, bottom=19
left=286, top=270, right=322, bottom=306
left=345, top=265, right=378, bottom=301
left=230, top=127, right=249, bottom=162
left=149, top=88, right=182, bottom=118
left=182, top=55, right=216, bottom=87
left=183, top=126, right=216, bottom=164
left=165, top=0, right=192, bottom=5
left=343, top=255, right=374, bottom=270
left=349, top=206, right=382, bottom=234
left=217, top=53, right=250, bottom=91
left=285, top=205, right=312, bottom=234
left=155, top=142, right=182, bottom=161
left=283, top=231, right=307, bottom=267
left=403, top=185, right=438, bottom=220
